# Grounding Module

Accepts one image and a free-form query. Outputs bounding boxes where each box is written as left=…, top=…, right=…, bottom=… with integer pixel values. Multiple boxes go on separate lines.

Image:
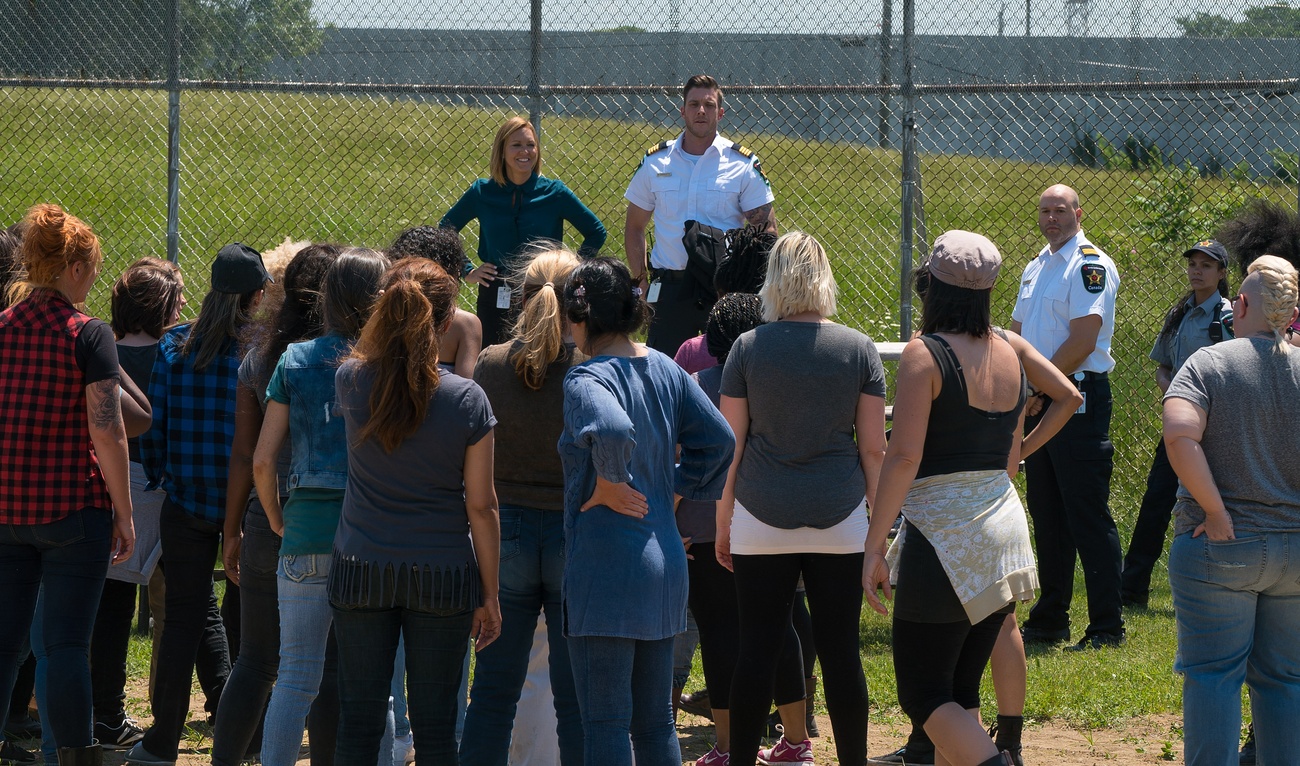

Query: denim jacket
left=280, top=333, right=351, bottom=491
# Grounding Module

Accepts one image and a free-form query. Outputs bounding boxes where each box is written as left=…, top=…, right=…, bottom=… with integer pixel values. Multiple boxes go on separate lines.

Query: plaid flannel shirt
left=140, top=323, right=240, bottom=524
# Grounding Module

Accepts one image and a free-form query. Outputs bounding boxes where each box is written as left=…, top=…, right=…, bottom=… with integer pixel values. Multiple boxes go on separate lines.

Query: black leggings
left=731, top=552, right=868, bottom=766
left=686, top=543, right=803, bottom=711
left=893, top=611, right=1005, bottom=727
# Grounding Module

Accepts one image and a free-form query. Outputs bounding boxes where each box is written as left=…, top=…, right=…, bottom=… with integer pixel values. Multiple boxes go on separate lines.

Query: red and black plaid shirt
left=0, top=291, right=112, bottom=525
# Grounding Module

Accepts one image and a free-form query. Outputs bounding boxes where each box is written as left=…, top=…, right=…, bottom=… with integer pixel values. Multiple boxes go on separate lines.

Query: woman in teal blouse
left=440, top=116, right=607, bottom=345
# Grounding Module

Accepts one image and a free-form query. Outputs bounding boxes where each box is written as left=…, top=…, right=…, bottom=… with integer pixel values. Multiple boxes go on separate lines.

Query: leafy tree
left=1177, top=3, right=1300, bottom=38
left=182, top=0, right=325, bottom=79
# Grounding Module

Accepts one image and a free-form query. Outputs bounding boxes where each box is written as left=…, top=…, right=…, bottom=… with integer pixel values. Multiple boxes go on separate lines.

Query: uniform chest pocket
left=650, top=175, right=681, bottom=194
left=704, top=176, right=743, bottom=224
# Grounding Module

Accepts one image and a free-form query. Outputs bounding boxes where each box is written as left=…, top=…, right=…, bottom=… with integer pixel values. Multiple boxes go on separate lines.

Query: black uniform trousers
left=1022, top=374, right=1125, bottom=638
left=645, top=269, right=710, bottom=358
left=1119, top=439, right=1180, bottom=604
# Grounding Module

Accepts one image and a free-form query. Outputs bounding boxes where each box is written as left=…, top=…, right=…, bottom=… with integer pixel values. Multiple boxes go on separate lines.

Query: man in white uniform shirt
left=1010, top=184, right=1126, bottom=651
left=624, top=74, right=777, bottom=356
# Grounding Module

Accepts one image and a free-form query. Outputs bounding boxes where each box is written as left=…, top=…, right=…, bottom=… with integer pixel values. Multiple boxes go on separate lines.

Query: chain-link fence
left=2, top=0, right=1298, bottom=523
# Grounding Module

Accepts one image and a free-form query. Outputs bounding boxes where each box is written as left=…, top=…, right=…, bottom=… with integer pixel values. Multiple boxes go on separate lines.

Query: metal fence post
left=877, top=0, right=893, bottom=149
left=165, top=0, right=181, bottom=264
left=529, top=0, right=543, bottom=138
left=898, top=0, right=916, bottom=342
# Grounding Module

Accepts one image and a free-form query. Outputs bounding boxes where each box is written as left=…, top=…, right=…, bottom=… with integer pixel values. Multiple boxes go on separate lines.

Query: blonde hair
left=509, top=246, right=580, bottom=389
left=1245, top=255, right=1299, bottom=350
left=490, top=117, right=539, bottom=186
left=759, top=231, right=837, bottom=322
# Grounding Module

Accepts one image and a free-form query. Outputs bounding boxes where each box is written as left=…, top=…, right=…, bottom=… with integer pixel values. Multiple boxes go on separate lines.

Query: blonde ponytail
left=509, top=247, right=580, bottom=389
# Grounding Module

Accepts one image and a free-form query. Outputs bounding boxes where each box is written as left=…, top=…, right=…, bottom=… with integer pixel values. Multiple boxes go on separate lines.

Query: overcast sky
left=309, top=0, right=1256, bottom=38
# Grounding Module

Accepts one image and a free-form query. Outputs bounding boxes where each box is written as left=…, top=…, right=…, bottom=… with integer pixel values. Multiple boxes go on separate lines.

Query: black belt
left=1074, top=371, right=1108, bottom=381
left=650, top=267, right=688, bottom=283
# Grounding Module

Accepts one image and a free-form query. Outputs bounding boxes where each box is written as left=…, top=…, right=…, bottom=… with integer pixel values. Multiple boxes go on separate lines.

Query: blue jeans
left=0, top=508, right=111, bottom=750
left=262, top=553, right=334, bottom=766
left=1169, top=531, right=1300, bottom=766
left=332, top=602, right=473, bottom=765
left=567, top=635, right=678, bottom=766
left=461, top=507, right=582, bottom=765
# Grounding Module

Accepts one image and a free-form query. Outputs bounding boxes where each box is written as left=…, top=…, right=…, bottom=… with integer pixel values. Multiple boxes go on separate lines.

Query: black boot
left=989, top=715, right=1024, bottom=766
left=804, top=676, right=820, bottom=737
left=56, top=743, right=103, bottom=766
left=977, top=752, right=1016, bottom=766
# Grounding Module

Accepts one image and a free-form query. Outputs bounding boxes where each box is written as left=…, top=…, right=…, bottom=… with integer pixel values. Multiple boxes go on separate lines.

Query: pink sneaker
left=696, top=746, right=731, bottom=766
left=757, top=737, right=814, bottom=765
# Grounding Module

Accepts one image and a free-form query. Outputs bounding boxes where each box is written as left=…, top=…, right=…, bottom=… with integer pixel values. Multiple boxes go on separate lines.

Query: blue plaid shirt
left=141, top=323, right=240, bottom=524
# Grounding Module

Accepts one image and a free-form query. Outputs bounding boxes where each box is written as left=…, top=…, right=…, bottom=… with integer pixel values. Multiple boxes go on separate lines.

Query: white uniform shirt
left=624, top=132, right=774, bottom=271
left=1011, top=230, right=1119, bottom=374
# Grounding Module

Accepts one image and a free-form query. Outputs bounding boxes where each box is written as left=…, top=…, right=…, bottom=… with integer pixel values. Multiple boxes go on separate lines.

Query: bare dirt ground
left=42, top=690, right=1182, bottom=766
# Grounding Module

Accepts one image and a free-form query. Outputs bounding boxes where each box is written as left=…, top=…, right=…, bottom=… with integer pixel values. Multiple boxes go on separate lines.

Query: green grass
left=9, top=85, right=1284, bottom=733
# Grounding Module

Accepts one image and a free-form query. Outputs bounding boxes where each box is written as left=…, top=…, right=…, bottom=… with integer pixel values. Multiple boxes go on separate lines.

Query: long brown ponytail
left=349, top=258, right=458, bottom=452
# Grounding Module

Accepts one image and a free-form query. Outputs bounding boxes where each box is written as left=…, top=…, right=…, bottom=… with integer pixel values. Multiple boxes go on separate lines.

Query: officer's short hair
left=683, top=74, right=723, bottom=108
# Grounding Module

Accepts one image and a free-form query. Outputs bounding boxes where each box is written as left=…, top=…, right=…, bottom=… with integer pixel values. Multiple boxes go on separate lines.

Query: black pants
left=90, top=578, right=139, bottom=724
left=475, top=279, right=516, bottom=348
left=1120, top=439, right=1179, bottom=602
left=893, top=612, right=1005, bottom=727
left=646, top=272, right=710, bottom=358
left=686, top=543, right=803, bottom=711
left=731, top=552, right=869, bottom=766
left=141, top=500, right=231, bottom=760
left=1023, top=375, right=1124, bottom=638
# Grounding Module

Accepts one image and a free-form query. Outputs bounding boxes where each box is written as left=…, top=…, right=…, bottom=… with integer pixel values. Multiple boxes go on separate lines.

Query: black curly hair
left=1217, top=199, right=1300, bottom=277
left=389, top=226, right=467, bottom=282
left=563, top=256, right=649, bottom=339
left=714, top=226, right=776, bottom=296
left=245, top=243, right=343, bottom=373
left=705, top=293, right=764, bottom=363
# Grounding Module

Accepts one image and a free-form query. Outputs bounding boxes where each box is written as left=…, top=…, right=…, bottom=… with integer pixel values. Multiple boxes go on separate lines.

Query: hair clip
left=632, top=286, right=643, bottom=297
left=543, top=281, right=554, bottom=289
left=573, top=286, right=586, bottom=297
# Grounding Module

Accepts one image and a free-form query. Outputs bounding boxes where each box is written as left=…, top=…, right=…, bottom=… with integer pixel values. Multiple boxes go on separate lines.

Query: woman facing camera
left=329, top=258, right=501, bottom=765
left=0, top=204, right=134, bottom=765
left=861, top=231, right=1078, bottom=766
left=441, top=116, right=607, bottom=345
left=1164, top=255, right=1300, bottom=765
left=558, top=257, right=733, bottom=766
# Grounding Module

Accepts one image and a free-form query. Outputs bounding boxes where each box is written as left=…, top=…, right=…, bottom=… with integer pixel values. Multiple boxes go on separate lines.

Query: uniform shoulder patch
left=1081, top=263, right=1107, bottom=293
left=1080, top=245, right=1102, bottom=258
left=645, top=141, right=671, bottom=157
left=730, top=142, right=755, bottom=158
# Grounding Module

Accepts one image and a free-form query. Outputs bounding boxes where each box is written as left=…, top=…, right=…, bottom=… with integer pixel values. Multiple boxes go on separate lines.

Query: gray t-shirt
left=1166, top=336, right=1300, bottom=535
left=721, top=321, right=887, bottom=529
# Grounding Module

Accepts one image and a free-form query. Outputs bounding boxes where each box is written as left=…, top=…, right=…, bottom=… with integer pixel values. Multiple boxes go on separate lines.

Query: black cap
left=211, top=243, right=272, bottom=294
left=1184, top=239, right=1229, bottom=267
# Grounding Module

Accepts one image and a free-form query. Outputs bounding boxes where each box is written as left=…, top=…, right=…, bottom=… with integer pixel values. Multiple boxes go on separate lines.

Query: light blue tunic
left=559, top=350, right=734, bottom=640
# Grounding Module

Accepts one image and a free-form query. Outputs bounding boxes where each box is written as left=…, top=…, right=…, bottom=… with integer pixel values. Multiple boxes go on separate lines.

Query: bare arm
left=465, top=431, right=502, bottom=651
left=856, top=393, right=887, bottom=509
left=453, top=311, right=483, bottom=378
left=1049, top=314, right=1102, bottom=376
left=716, top=394, right=749, bottom=572
left=742, top=202, right=778, bottom=234
left=87, top=378, right=135, bottom=564
left=118, top=365, right=153, bottom=438
left=1163, top=397, right=1231, bottom=540
left=223, top=382, right=263, bottom=584
left=862, top=340, right=937, bottom=614
left=1010, top=331, right=1084, bottom=459
left=624, top=203, right=653, bottom=290
left=252, top=400, right=290, bottom=537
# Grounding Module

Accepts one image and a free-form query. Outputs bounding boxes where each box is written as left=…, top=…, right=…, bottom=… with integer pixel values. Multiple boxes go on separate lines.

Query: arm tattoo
left=90, top=379, right=122, bottom=431
left=743, top=202, right=777, bottom=233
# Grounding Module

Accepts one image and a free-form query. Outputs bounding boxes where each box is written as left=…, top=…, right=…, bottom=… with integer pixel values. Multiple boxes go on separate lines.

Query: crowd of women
left=0, top=113, right=1297, bottom=766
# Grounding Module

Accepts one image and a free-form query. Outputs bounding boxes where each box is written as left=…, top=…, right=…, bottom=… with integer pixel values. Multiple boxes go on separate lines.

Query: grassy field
left=4, top=86, right=1281, bottom=741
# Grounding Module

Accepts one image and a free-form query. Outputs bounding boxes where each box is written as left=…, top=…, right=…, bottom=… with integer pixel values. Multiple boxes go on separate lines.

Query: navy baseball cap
left=211, top=243, right=272, bottom=294
left=1184, top=239, right=1229, bottom=267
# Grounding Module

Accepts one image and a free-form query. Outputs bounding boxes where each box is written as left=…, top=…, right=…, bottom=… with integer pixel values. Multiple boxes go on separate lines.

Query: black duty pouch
left=682, top=219, right=726, bottom=309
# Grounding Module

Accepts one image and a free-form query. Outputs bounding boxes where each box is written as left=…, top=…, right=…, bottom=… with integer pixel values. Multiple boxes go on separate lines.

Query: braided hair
left=714, top=226, right=776, bottom=296
left=705, top=293, right=764, bottom=363
left=1217, top=199, right=1300, bottom=277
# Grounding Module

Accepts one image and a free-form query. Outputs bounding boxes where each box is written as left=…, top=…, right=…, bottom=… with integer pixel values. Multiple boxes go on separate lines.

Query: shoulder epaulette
left=1080, top=245, right=1102, bottom=258
left=730, top=142, right=755, bottom=158
left=645, top=141, right=671, bottom=157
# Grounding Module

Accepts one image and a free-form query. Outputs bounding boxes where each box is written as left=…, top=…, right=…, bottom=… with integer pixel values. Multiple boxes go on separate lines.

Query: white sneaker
left=391, top=732, right=414, bottom=766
